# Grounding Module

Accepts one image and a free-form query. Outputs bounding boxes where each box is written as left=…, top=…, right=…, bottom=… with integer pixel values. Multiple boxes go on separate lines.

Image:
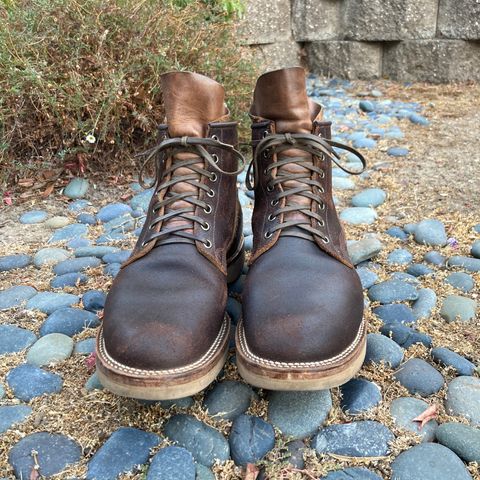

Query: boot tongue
left=250, top=67, right=314, bottom=133
left=161, top=71, right=228, bottom=137
left=251, top=67, right=324, bottom=238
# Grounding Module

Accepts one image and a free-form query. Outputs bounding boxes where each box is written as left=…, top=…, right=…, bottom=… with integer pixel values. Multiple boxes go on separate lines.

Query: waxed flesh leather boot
left=236, top=67, right=367, bottom=390
left=96, top=72, right=245, bottom=399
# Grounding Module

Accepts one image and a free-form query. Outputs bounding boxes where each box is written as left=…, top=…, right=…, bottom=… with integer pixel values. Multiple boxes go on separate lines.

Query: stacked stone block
left=241, top=0, right=480, bottom=82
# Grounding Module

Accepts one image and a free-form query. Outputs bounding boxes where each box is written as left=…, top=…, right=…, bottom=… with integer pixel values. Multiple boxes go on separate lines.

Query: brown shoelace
left=136, top=136, right=245, bottom=247
left=246, top=132, right=366, bottom=243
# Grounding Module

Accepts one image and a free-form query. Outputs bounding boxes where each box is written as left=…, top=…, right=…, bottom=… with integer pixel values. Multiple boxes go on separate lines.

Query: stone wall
left=241, top=0, right=480, bottom=82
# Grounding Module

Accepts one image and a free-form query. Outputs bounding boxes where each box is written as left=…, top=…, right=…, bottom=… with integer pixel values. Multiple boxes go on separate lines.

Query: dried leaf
left=3, top=191, right=13, bottom=206
left=244, top=463, right=259, bottom=480
left=29, top=468, right=39, bottom=480
left=41, top=183, right=55, bottom=198
left=85, top=352, right=97, bottom=371
left=413, top=404, right=438, bottom=429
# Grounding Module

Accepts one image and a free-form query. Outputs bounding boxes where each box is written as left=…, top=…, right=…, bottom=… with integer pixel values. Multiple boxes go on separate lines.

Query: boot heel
left=227, top=241, right=245, bottom=284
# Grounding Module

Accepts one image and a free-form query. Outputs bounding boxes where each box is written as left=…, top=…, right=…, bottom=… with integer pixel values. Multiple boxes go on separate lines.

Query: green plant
left=0, top=0, right=257, bottom=187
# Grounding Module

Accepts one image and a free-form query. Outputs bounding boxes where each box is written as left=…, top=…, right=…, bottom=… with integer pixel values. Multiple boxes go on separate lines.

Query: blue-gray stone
left=82, top=290, right=106, bottom=312
left=96, top=231, right=126, bottom=244
left=0, top=325, right=37, bottom=354
left=348, top=237, right=383, bottom=265
left=392, top=271, right=421, bottom=285
left=324, top=467, right=382, bottom=479
left=34, top=247, right=70, bottom=267
left=9, top=432, right=82, bottom=478
left=226, top=297, right=242, bottom=324
left=267, top=390, right=332, bottom=440
left=387, top=248, right=413, bottom=265
left=104, top=263, right=121, bottom=277
left=196, top=464, right=215, bottom=480
left=86, top=427, right=160, bottom=480
left=390, top=397, right=438, bottom=442
left=353, top=138, right=376, bottom=149
left=312, top=421, right=394, bottom=457
left=164, top=414, right=230, bottom=467
left=0, top=254, right=32, bottom=272
left=77, top=212, right=97, bottom=225
left=67, top=199, right=90, bottom=212
left=391, top=443, right=471, bottom=480
left=74, top=337, right=96, bottom=355
left=424, top=250, right=446, bottom=266
left=0, top=384, right=5, bottom=399
left=49, top=223, right=88, bottom=243
left=431, top=347, right=475, bottom=376
left=96, top=203, right=133, bottom=223
left=436, top=422, right=480, bottom=464
left=447, top=255, right=480, bottom=272
left=6, top=364, right=63, bottom=401
left=146, top=446, right=195, bottom=480
left=53, top=256, right=101, bottom=275
left=359, top=100, right=374, bottom=112
left=387, top=147, right=409, bottom=157
left=0, top=405, right=32, bottom=433
left=340, top=207, right=377, bottom=225
left=85, top=371, right=103, bottom=391
left=365, top=333, right=404, bottom=368
left=403, top=223, right=417, bottom=234
left=229, top=415, right=275, bottom=466
left=472, top=240, right=480, bottom=258
left=474, top=224, right=480, bottom=234
left=284, top=440, right=305, bottom=469
left=440, top=295, right=477, bottom=322
left=368, top=280, right=418, bottom=304
left=50, top=272, right=88, bottom=289
left=408, top=113, right=430, bottom=125
left=26, top=333, right=74, bottom=367
left=68, top=237, right=91, bottom=249
left=351, top=188, right=386, bottom=208
left=159, top=397, right=194, bottom=409
left=64, top=177, right=89, bottom=199
left=412, top=288, right=437, bottom=320
left=380, top=323, right=432, bottom=348
left=340, top=379, right=381, bottom=414
left=19, top=210, right=48, bottom=224
left=406, top=263, right=434, bottom=277
left=333, top=177, right=356, bottom=190
left=27, top=292, right=79, bottom=314
left=373, top=304, right=415, bottom=325
left=74, top=246, right=119, bottom=259
left=204, top=380, right=254, bottom=420
left=0, top=285, right=37, bottom=309
left=103, top=214, right=135, bottom=234
left=130, top=189, right=154, bottom=212
left=356, top=267, right=378, bottom=289
left=103, top=250, right=131, bottom=264
left=445, top=376, right=480, bottom=426
left=414, top=219, right=447, bottom=246
left=394, top=358, right=444, bottom=397
left=445, top=272, right=474, bottom=292
left=40, top=307, right=100, bottom=336
left=386, top=226, right=408, bottom=240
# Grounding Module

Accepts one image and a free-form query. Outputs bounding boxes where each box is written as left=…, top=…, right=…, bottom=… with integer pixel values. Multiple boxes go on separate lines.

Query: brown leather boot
left=96, top=72, right=245, bottom=400
left=236, top=67, right=367, bottom=390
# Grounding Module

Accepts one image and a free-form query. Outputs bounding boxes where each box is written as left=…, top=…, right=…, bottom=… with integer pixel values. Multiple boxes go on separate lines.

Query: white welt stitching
left=237, top=318, right=365, bottom=369
left=98, top=315, right=229, bottom=377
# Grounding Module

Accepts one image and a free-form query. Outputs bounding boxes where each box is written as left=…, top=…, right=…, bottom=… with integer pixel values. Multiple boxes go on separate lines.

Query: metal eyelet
left=319, top=202, right=326, bottom=210
left=264, top=231, right=273, bottom=239
left=203, top=204, right=212, bottom=214
left=207, top=189, right=215, bottom=198
left=268, top=214, right=276, bottom=221
left=211, top=135, right=219, bottom=141
left=318, top=186, right=325, bottom=193
left=318, top=219, right=325, bottom=227
left=210, top=173, right=218, bottom=182
left=212, top=154, right=219, bottom=164
left=262, top=151, right=269, bottom=159
left=322, top=236, right=330, bottom=244
left=271, top=199, right=279, bottom=206
left=201, top=222, right=210, bottom=231
left=266, top=185, right=274, bottom=192
left=141, top=241, right=148, bottom=247
left=204, top=239, right=212, bottom=248
left=262, top=130, right=269, bottom=138
left=319, top=170, right=325, bottom=178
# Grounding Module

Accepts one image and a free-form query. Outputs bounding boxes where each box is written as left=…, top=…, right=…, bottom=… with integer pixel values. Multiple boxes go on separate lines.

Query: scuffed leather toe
left=242, top=237, right=364, bottom=363
left=102, top=244, right=227, bottom=371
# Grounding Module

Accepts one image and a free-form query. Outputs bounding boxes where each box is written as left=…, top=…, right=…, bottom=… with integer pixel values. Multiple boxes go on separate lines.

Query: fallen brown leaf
left=413, top=404, right=438, bottom=430
left=244, top=463, right=259, bottom=480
